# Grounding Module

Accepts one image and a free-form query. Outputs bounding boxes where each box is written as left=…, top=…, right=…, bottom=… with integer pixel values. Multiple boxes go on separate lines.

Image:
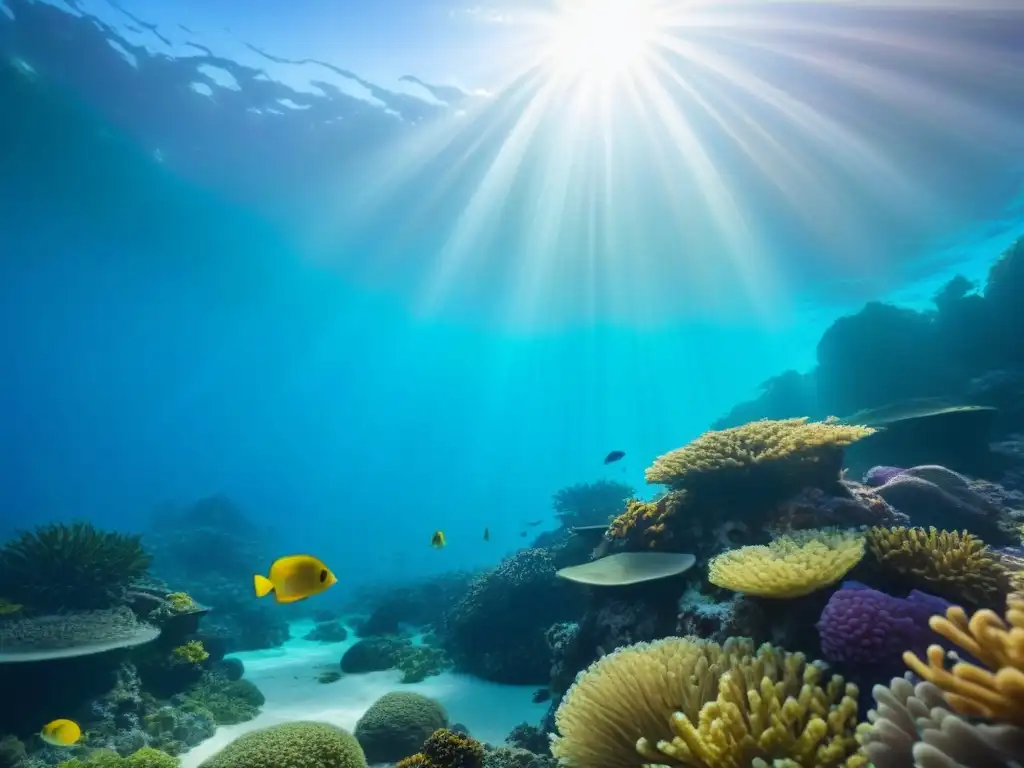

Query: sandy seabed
left=180, top=620, right=549, bottom=768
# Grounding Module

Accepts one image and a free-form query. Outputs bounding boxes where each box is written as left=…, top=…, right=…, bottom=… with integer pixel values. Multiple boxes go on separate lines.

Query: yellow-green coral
left=551, top=636, right=864, bottom=768
left=645, top=417, right=874, bottom=489
left=608, top=493, right=685, bottom=546
left=903, top=593, right=1024, bottom=726
left=398, top=729, right=484, bottom=768
left=172, top=640, right=209, bottom=665
left=708, top=528, right=865, bottom=598
left=165, top=592, right=198, bottom=613
left=0, top=597, right=22, bottom=615
left=57, top=747, right=178, bottom=768
left=198, top=721, right=366, bottom=768
left=867, top=525, right=1010, bottom=607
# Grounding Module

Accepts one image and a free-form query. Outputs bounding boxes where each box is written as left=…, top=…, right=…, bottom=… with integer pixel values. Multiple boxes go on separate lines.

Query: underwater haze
left=2, top=0, right=1024, bottom=591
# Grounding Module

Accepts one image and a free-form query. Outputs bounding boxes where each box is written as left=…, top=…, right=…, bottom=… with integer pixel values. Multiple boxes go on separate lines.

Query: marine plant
left=708, top=528, right=865, bottom=598
left=866, top=525, right=1010, bottom=607
left=198, top=722, right=367, bottom=768
left=397, top=729, right=485, bottom=768
left=171, top=640, right=209, bottom=665
left=645, top=417, right=875, bottom=497
left=0, top=521, right=151, bottom=612
left=551, top=635, right=864, bottom=768
left=354, top=692, right=449, bottom=763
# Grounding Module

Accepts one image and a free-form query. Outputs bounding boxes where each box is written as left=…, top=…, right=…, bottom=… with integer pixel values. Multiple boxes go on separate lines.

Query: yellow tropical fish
left=431, top=531, right=446, bottom=548
left=253, top=555, right=338, bottom=604
left=40, top=719, right=81, bottom=747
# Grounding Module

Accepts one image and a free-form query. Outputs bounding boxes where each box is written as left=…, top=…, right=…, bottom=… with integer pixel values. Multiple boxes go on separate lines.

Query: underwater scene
left=2, top=1, right=1024, bottom=768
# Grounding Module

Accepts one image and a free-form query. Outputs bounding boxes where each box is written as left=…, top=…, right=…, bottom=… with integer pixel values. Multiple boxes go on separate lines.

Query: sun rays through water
left=313, top=0, right=1024, bottom=329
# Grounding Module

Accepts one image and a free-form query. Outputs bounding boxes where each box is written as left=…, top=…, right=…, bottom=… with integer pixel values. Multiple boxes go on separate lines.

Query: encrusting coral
left=866, top=526, right=1010, bottom=607
left=708, top=529, right=865, bottom=598
left=550, top=635, right=864, bottom=768
left=645, top=417, right=874, bottom=494
left=903, top=593, right=1024, bottom=725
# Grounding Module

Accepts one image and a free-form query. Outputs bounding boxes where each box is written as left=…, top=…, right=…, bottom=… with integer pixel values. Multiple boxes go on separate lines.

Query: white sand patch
left=181, top=621, right=548, bottom=768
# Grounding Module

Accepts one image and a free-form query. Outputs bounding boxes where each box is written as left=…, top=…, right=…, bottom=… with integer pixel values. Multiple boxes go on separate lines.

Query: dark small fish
left=525, top=520, right=542, bottom=527
left=604, top=450, right=625, bottom=464
left=532, top=688, right=551, bottom=703
left=519, top=531, right=527, bottom=537
left=483, top=527, right=490, bottom=542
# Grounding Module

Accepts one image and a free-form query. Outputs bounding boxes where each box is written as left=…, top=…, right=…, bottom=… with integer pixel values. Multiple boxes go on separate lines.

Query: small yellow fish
left=40, top=719, right=81, bottom=747
left=253, top=555, right=337, bottom=604
left=431, top=530, right=446, bottom=548
left=483, top=527, right=490, bottom=542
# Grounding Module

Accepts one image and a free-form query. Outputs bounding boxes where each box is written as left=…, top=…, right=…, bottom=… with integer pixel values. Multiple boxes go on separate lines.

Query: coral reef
left=552, top=481, right=635, bottom=529
left=198, top=722, right=366, bottom=768
left=550, top=635, right=863, bottom=768
left=443, top=549, right=577, bottom=684
left=354, top=692, right=448, bottom=763
left=339, top=636, right=449, bottom=683
left=396, top=729, right=485, bottom=768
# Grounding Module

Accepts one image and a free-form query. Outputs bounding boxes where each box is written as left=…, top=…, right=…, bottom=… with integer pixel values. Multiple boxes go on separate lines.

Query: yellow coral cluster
left=645, top=418, right=874, bottom=489
left=171, top=640, right=209, bottom=665
left=708, top=529, right=865, bottom=598
left=551, top=636, right=864, bottom=768
left=165, top=592, right=198, bottom=613
left=866, top=526, right=1010, bottom=606
left=608, top=493, right=685, bottom=546
left=903, top=594, right=1024, bottom=726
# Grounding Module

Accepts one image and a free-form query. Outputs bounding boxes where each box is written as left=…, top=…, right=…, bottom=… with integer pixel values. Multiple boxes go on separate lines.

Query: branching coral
left=0, top=521, right=151, bottom=612
left=867, top=526, right=1010, bottom=607
left=708, top=529, right=865, bottom=598
left=551, top=636, right=864, bottom=768
left=903, top=594, right=1024, bottom=726
left=645, top=417, right=874, bottom=492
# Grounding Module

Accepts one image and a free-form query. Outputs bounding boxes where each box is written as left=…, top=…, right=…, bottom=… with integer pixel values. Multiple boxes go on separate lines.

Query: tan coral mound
left=551, top=636, right=863, bottom=768
left=708, top=529, right=865, bottom=598
left=645, top=417, right=874, bottom=489
left=903, top=594, right=1024, bottom=726
left=867, top=526, right=1010, bottom=607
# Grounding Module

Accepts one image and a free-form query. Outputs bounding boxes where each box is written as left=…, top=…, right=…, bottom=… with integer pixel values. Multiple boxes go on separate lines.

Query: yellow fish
left=253, top=555, right=338, bottom=604
left=40, top=719, right=81, bottom=747
left=431, top=531, right=446, bottom=548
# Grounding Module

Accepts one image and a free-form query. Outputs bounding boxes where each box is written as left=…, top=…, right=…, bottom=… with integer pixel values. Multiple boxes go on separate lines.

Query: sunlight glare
left=543, top=0, right=660, bottom=81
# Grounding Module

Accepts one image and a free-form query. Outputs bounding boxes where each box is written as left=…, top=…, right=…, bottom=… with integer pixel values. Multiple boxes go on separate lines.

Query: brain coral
left=709, top=528, right=865, bottom=598
left=816, top=581, right=949, bottom=674
left=198, top=721, right=366, bottom=768
left=354, top=692, right=448, bottom=763
left=551, top=635, right=863, bottom=768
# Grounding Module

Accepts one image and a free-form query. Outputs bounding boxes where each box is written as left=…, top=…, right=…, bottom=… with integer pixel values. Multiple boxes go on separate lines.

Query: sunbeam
left=315, top=0, right=1024, bottom=329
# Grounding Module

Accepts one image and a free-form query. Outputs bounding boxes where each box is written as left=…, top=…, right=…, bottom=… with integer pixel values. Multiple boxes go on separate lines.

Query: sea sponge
left=645, top=417, right=874, bottom=492
left=709, top=529, right=865, bottom=598
left=816, top=582, right=948, bottom=674
left=903, top=594, right=1024, bottom=726
left=0, top=521, right=151, bottom=612
left=198, top=721, right=366, bottom=768
left=867, top=526, right=1010, bottom=607
left=551, top=635, right=864, bottom=768
left=354, top=692, right=449, bottom=763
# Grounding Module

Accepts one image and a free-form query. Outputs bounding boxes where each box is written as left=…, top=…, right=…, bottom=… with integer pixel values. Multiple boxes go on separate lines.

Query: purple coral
left=864, top=466, right=905, bottom=487
left=816, top=581, right=948, bottom=674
